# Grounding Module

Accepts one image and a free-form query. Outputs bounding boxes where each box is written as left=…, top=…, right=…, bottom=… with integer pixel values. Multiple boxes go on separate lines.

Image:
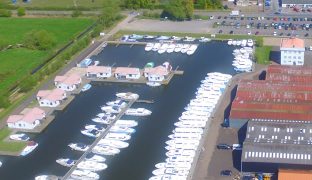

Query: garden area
left=0, top=18, right=93, bottom=94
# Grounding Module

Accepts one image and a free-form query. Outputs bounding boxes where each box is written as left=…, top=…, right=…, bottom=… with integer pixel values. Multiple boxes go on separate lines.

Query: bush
left=0, top=94, right=10, bottom=108
left=19, top=76, right=37, bottom=92
left=223, top=5, right=228, bottom=9
left=24, top=30, right=56, bottom=50
left=17, top=7, right=26, bottom=16
left=72, top=9, right=82, bottom=17
left=0, top=9, right=11, bottom=17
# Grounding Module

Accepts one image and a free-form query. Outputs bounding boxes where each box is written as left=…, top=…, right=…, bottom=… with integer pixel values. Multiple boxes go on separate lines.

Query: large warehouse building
left=229, top=65, right=312, bottom=128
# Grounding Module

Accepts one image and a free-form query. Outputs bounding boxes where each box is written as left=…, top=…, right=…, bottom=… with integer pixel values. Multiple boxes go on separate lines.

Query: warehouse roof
left=242, top=119, right=312, bottom=164
left=278, top=169, right=312, bottom=180
left=268, top=65, right=312, bottom=75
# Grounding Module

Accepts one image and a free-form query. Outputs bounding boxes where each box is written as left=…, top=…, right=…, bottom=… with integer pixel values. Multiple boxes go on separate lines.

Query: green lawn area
left=1, top=0, right=106, bottom=9
left=0, top=17, right=94, bottom=93
left=255, top=46, right=272, bottom=65
left=0, top=128, right=26, bottom=153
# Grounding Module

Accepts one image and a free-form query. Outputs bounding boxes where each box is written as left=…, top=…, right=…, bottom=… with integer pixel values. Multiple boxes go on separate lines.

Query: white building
left=7, top=107, right=46, bottom=129
left=280, top=37, right=305, bottom=65
left=282, top=0, right=312, bottom=8
left=86, top=66, right=112, bottom=78
left=114, top=67, right=141, bottom=80
left=54, top=74, right=81, bottom=91
left=37, top=89, right=66, bottom=107
left=144, top=65, right=170, bottom=82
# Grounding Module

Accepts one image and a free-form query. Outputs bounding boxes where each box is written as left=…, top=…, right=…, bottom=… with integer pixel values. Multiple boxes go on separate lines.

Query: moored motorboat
left=20, top=141, right=38, bottom=156
left=101, top=106, right=121, bottom=114
left=174, top=44, right=183, bottom=52
left=116, top=92, right=139, bottom=100
left=98, top=139, right=129, bottom=149
left=85, top=153, right=106, bottom=162
left=145, top=43, right=154, bottom=51
left=125, top=108, right=152, bottom=116
left=56, top=158, right=75, bottom=167
left=115, top=120, right=138, bottom=127
left=81, top=129, right=100, bottom=138
left=68, top=143, right=89, bottom=152
left=106, top=99, right=127, bottom=107
left=77, top=160, right=107, bottom=171
left=105, top=133, right=131, bottom=141
left=109, top=125, right=136, bottom=134
left=146, top=82, right=161, bottom=87
left=92, top=145, right=120, bottom=156
left=9, top=133, right=30, bottom=141
left=81, top=83, right=92, bottom=92
left=35, top=175, right=59, bottom=180
left=71, top=170, right=100, bottom=180
left=85, top=124, right=105, bottom=131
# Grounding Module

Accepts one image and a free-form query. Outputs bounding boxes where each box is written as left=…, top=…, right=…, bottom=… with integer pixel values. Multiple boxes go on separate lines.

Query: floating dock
left=62, top=98, right=137, bottom=180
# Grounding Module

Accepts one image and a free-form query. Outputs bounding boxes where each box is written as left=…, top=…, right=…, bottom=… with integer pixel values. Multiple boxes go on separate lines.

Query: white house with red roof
left=54, top=74, right=81, bottom=91
left=280, top=37, right=305, bottom=65
left=144, top=65, right=170, bottom=82
left=36, top=89, right=66, bottom=107
left=114, top=67, right=141, bottom=80
left=86, top=66, right=112, bottom=78
left=7, top=107, right=46, bottom=129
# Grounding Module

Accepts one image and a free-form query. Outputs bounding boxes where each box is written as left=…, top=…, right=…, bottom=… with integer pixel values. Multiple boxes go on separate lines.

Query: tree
left=24, top=30, right=56, bottom=50
left=0, top=94, right=10, bottom=108
left=17, top=7, right=26, bottom=16
left=162, top=0, right=194, bottom=20
left=71, top=9, right=82, bottom=17
left=124, top=0, right=152, bottom=9
left=99, top=0, right=121, bottom=27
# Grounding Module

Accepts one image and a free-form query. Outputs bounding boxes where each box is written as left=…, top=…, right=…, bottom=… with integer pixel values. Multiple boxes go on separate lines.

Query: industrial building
left=242, top=119, right=312, bottom=173
left=229, top=65, right=312, bottom=128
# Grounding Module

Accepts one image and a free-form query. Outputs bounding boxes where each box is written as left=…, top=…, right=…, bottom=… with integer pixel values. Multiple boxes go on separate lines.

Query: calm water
left=0, top=41, right=236, bottom=180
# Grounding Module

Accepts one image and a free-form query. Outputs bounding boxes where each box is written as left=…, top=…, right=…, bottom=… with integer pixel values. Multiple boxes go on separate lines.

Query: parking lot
left=210, top=15, right=312, bottom=38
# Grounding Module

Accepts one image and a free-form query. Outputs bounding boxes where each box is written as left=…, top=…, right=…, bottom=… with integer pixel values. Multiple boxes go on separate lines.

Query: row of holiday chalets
left=6, top=59, right=172, bottom=133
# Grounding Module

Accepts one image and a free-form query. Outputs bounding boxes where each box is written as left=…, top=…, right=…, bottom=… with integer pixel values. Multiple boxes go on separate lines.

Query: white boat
left=125, top=108, right=152, bottom=116
left=241, top=39, right=247, bottom=47
left=152, top=168, right=189, bottom=176
left=182, top=111, right=210, bottom=117
left=165, top=144, right=198, bottom=151
left=146, top=82, right=161, bottom=87
left=130, top=34, right=143, bottom=40
left=92, top=145, right=120, bottom=156
left=166, top=149, right=196, bottom=158
left=155, top=162, right=166, bottom=169
left=165, top=162, right=192, bottom=169
left=158, top=43, right=169, bottom=54
left=152, top=43, right=161, bottom=51
left=116, top=92, right=139, bottom=100
left=85, top=124, right=105, bottom=131
left=85, top=153, right=106, bottom=162
left=81, top=84, right=92, bottom=92
left=77, top=160, right=107, bottom=171
left=232, top=40, right=237, bottom=46
left=199, top=37, right=211, bottom=42
left=101, top=106, right=121, bottom=113
left=156, top=36, right=171, bottom=40
left=71, top=170, right=99, bottom=180
left=115, top=120, right=138, bottom=127
left=20, top=141, right=38, bottom=156
left=166, top=44, right=176, bottom=53
left=144, top=35, right=156, bottom=39
left=166, top=156, right=193, bottom=163
left=109, top=125, right=136, bottom=134
left=35, top=175, right=59, bottom=180
left=247, top=39, right=254, bottom=47
left=227, top=39, right=233, bottom=45
left=186, top=44, right=198, bottom=55
left=96, top=113, right=115, bottom=119
left=173, top=128, right=204, bottom=134
left=168, top=133, right=201, bottom=140
left=174, top=121, right=206, bottom=128
left=9, top=133, right=29, bottom=141
left=68, top=143, right=89, bottom=152
left=106, top=99, right=127, bottom=107
left=56, top=158, right=75, bottom=167
left=183, top=36, right=196, bottom=42
left=98, top=139, right=129, bottom=149
left=81, top=129, right=100, bottom=138
left=92, top=117, right=112, bottom=124
left=166, top=139, right=200, bottom=146
left=171, top=36, right=182, bottom=41
left=105, top=133, right=131, bottom=141
left=145, top=43, right=154, bottom=51
left=181, top=44, right=190, bottom=53
left=236, top=40, right=242, bottom=46
left=149, top=175, right=187, bottom=180
left=174, top=44, right=183, bottom=52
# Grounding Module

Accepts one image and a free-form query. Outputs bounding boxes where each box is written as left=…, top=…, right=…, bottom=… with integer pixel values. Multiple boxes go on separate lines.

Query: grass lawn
left=255, top=46, right=272, bottom=65
left=1, top=0, right=106, bottom=9
left=0, top=128, right=26, bottom=153
left=0, top=17, right=94, bottom=93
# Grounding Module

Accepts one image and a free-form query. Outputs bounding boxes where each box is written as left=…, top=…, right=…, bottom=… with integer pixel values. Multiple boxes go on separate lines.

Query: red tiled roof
left=280, top=37, right=304, bottom=48
left=144, top=66, right=169, bottom=76
left=37, top=89, right=66, bottom=101
left=87, top=66, right=111, bottom=74
left=7, top=107, right=45, bottom=123
left=114, top=67, right=140, bottom=75
left=55, top=74, right=81, bottom=86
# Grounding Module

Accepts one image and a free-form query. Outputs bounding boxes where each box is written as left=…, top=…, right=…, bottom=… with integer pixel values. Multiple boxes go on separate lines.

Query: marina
left=0, top=40, right=237, bottom=180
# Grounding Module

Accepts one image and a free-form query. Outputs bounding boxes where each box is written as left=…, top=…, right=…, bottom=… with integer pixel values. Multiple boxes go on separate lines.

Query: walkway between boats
left=61, top=98, right=137, bottom=180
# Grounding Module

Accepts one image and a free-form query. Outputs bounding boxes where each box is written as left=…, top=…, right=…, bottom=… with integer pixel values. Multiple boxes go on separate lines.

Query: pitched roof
left=87, top=66, right=111, bottom=74
left=114, top=67, right=140, bottom=75
left=55, top=74, right=81, bottom=86
left=281, top=37, right=305, bottom=49
left=7, top=107, right=45, bottom=123
left=144, top=66, right=169, bottom=76
left=37, top=88, right=66, bottom=101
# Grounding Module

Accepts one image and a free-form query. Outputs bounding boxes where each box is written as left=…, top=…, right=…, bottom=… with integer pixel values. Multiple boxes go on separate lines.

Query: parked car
left=218, top=30, right=223, bottom=34
left=218, top=16, right=222, bottom=19
left=230, top=30, right=234, bottom=34
left=217, top=144, right=231, bottom=149
left=220, top=170, right=232, bottom=176
left=305, top=33, right=309, bottom=37
left=255, top=31, right=260, bottom=35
